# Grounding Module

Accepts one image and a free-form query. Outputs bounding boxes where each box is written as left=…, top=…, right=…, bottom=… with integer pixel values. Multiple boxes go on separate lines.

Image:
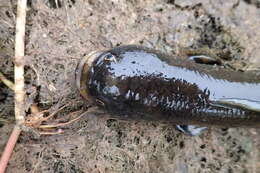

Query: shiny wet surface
left=85, top=45, right=260, bottom=127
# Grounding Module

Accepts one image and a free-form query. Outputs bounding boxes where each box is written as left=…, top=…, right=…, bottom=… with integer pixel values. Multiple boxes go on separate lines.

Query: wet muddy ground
left=0, top=0, right=260, bottom=172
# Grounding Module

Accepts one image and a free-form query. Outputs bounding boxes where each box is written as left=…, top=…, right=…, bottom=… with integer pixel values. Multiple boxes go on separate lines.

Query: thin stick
left=14, top=0, right=27, bottom=125
left=0, top=0, right=27, bottom=172
left=0, top=126, right=21, bottom=173
left=0, top=71, right=14, bottom=90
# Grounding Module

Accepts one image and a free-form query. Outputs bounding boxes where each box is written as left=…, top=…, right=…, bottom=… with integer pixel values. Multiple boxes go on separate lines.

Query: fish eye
left=103, top=53, right=117, bottom=63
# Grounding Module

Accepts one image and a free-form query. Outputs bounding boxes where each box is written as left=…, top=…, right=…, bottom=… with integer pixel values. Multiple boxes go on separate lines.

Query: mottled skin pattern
left=80, top=45, right=260, bottom=127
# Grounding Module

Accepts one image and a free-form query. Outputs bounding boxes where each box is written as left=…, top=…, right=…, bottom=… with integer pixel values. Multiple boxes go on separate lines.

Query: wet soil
left=0, top=0, right=260, bottom=172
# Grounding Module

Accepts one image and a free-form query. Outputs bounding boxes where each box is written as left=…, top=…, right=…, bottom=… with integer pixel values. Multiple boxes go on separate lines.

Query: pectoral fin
left=176, top=125, right=207, bottom=136
left=189, top=55, right=222, bottom=65
left=212, top=98, right=260, bottom=112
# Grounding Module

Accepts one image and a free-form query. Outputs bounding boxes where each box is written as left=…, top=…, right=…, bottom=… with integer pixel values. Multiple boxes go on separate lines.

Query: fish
left=75, top=45, right=260, bottom=135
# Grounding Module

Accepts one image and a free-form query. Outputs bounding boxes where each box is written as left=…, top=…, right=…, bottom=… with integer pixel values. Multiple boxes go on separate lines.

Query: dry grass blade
left=24, top=102, right=85, bottom=136
left=24, top=103, right=70, bottom=127
left=0, top=71, right=14, bottom=90
left=41, top=103, right=71, bottom=121
left=38, top=110, right=84, bottom=128
left=39, top=129, right=64, bottom=135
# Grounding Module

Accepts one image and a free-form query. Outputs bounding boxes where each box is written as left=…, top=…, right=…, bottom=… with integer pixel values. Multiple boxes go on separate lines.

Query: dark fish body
left=76, top=45, right=260, bottom=127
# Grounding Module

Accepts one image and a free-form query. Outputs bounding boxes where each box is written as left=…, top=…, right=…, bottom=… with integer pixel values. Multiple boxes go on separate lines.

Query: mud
left=0, top=0, right=260, bottom=172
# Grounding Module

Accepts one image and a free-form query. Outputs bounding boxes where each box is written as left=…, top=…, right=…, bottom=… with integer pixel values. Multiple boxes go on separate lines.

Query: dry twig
left=0, top=0, right=27, bottom=172
left=14, top=0, right=26, bottom=125
left=38, top=110, right=84, bottom=128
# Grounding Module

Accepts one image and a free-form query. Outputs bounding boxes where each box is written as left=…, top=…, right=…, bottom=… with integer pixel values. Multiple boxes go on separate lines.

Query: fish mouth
left=75, top=50, right=104, bottom=101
